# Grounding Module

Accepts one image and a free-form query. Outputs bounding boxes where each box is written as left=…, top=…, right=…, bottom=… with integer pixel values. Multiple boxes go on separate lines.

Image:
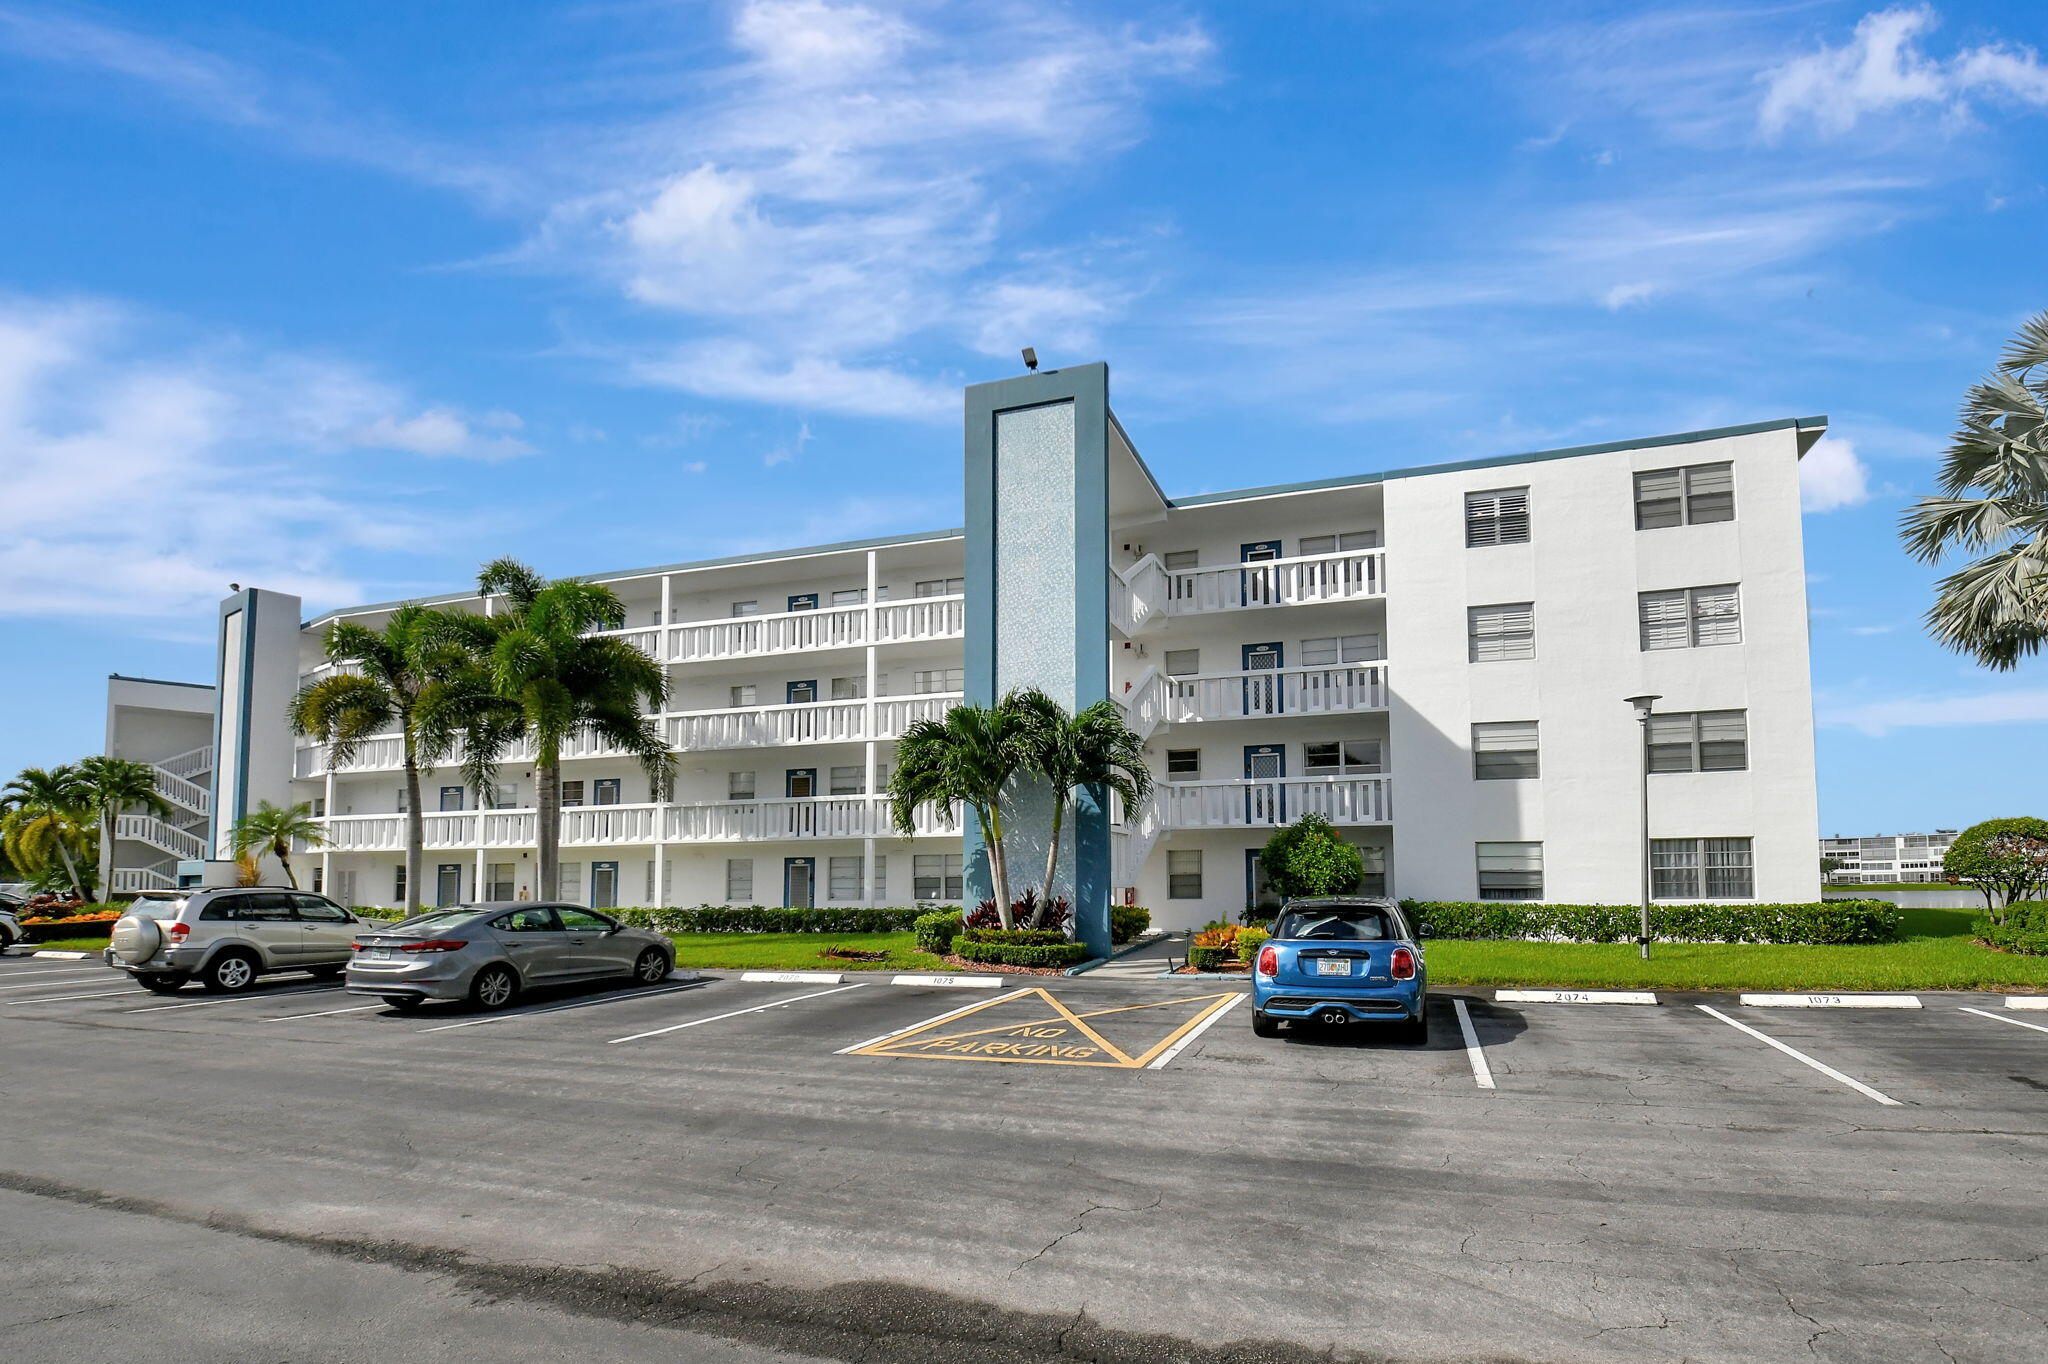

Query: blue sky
left=0, top=0, right=2043, bottom=835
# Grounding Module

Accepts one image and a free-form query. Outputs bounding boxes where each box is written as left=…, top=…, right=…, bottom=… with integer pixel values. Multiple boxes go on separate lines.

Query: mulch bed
left=937, top=954, right=1072, bottom=976
left=817, top=948, right=890, bottom=962
left=1171, top=963, right=1249, bottom=975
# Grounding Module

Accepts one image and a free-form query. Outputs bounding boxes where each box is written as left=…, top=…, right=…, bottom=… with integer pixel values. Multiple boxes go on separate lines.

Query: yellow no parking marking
left=848, top=987, right=1245, bottom=1069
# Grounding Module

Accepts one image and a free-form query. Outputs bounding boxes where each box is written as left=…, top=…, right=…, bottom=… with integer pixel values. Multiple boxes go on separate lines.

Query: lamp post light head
left=1624, top=693, right=1662, bottom=718
left=1021, top=346, right=1038, bottom=372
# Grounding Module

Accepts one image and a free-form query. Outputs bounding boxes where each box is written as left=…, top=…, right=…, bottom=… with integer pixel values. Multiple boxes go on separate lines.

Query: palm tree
left=293, top=605, right=474, bottom=915
left=75, top=755, right=173, bottom=899
left=1009, top=689, right=1152, bottom=928
left=229, top=800, right=326, bottom=889
left=0, top=766, right=95, bottom=899
left=1900, top=310, right=2048, bottom=668
left=888, top=700, right=1030, bottom=928
left=448, top=558, right=675, bottom=900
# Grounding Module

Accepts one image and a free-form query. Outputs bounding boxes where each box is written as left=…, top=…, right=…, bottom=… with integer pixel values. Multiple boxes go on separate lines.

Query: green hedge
left=1235, top=927, right=1270, bottom=964
left=1110, top=905, right=1151, bottom=944
left=953, top=937, right=1091, bottom=968
left=345, top=904, right=952, bottom=932
left=1400, top=899, right=1903, bottom=945
left=1980, top=901, right=2048, bottom=956
left=1186, top=943, right=1235, bottom=971
left=960, top=928, right=1069, bottom=947
left=915, top=910, right=964, bottom=954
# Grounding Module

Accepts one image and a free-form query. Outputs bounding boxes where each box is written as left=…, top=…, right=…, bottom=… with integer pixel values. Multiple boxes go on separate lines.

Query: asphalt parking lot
left=0, top=950, right=2043, bottom=1363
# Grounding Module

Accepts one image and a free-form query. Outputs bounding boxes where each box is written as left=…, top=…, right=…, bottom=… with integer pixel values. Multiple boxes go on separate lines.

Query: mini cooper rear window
left=1274, top=908, right=1398, bottom=941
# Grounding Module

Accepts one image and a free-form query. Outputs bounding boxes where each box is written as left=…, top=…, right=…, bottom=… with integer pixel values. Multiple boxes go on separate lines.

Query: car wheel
left=1251, top=1009, right=1280, bottom=1038
left=307, top=965, right=345, bottom=980
left=1404, top=1008, right=1430, bottom=1045
left=200, top=951, right=259, bottom=993
left=469, top=965, right=519, bottom=1012
left=138, top=974, right=186, bottom=994
left=382, top=995, right=424, bottom=1012
left=632, top=948, right=670, bottom=985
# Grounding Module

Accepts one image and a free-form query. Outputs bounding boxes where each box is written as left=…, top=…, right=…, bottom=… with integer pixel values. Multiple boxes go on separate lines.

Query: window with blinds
left=914, top=853, right=963, bottom=901
left=1469, top=603, right=1536, bottom=661
left=1472, top=721, right=1540, bottom=779
left=1476, top=841, right=1543, bottom=900
left=1639, top=584, right=1741, bottom=650
left=1646, top=710, right=1748, bottom=772
left=1163, top=648, right=1200, bottom=676
left=1304, top=739, right=1383, bottom=774
left=1464, top=487, right=1530, bottom=547
left=1299, top=530, right=1379, bottom=555
left=1652, top=837, right=1753, bottom=898
left=828, top=856, right=863, bottom=901
left=1300, top=634, right=1380, bottom=665
left=1166, top=749, right=1200, bottom=779
left=1168, top=850, right=1203, bottom=899
left=1635, top=462, right=1734, bottom=529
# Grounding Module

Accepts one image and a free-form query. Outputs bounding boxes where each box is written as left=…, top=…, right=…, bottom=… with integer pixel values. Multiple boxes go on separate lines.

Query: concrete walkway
left=1082, top=932, right=1184, bottom=981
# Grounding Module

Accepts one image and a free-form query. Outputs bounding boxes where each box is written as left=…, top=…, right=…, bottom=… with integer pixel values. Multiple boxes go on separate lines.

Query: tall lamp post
left=1624, top=694, right=1662, bottom=961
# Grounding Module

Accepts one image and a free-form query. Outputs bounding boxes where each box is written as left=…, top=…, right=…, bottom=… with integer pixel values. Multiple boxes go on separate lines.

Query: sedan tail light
left=1389, top=946, right=1417, bottom=980
left=398, top=939, right=468, bottom=953
left=1255, top=945, right=1278, bottom=977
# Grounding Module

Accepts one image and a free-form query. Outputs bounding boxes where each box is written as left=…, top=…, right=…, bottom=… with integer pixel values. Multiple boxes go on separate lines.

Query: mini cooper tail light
left=1389, top=946, right=1417, bottom=980
left=399, top=939, right=469, bottom=953
left=1255, top=945, right=1278, bottom=977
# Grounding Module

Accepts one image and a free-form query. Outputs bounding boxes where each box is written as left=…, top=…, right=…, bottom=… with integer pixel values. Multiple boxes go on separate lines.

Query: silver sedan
left=345, top=902, right=674, bottom=1012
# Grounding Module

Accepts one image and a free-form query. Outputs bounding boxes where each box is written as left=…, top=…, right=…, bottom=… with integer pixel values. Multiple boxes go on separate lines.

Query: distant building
left=1820, top=831, right=1960, bottom=885
left=103, top=674, right=216, bottom=894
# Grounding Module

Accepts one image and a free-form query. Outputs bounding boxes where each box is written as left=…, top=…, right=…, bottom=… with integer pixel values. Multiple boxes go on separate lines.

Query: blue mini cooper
left=1251, top=897, right=1428, bottom=1042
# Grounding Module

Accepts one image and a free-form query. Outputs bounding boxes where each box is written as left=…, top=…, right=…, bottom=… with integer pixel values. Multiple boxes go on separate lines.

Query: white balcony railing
left=151, top=767, right=212, bottom=816
left=1114, top=550, right=1386, bottom=633
left=1162, top=663, right=1389, bottom=723
left=307, top=799, right=959, bottom=853
left=659, top=595, right=963, bottom=664
left=110, top=867, right=177, bottom=893
left=157, top=745, right=213, bottom=781
left=1160, top=775, right=1393, bottom=830
left=669, top=693, right=957, bottom=752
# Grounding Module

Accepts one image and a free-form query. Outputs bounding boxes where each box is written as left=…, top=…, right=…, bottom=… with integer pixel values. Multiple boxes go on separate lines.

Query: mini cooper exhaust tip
left=1319, top=1010, right=1350, bottom=1026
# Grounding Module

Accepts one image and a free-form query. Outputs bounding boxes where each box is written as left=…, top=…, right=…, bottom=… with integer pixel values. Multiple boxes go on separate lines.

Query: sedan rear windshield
left=1274, top=908, right=1399, bottom=941
left=382, top=911, right=476, bottom=934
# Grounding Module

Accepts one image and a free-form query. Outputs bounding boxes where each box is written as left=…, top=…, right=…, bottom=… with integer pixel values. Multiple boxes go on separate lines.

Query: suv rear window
left=125, top=897, right=188, bottom=921
left=1274, top=907, right=1400, bottom=941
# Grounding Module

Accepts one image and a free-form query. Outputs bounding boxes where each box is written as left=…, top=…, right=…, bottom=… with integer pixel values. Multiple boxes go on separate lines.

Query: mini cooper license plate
left=1315, top=959, right=1350, bottom=976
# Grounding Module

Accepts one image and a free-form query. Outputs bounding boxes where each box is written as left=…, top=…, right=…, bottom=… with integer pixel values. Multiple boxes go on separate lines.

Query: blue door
left=786, top=680, right=817, bottom=704
left=593, top=778, right=621, bottom=806
left=784, top=858, right=815, bottom=908
left=785, top=768, right=817, bottom=798
left=435, top=864, right=463, bottom=908
left=590, top=861, right=619, bottom=909
left=1243, top=744, right=1286, bottom=824
left=1241, top=641, right=1283, bottom=715
left=1239, top=541, right=1282, bottom=606
left=787, top=593, right=818, bottom=612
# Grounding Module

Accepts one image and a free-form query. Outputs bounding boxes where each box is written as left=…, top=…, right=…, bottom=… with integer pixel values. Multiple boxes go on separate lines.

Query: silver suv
left=106, top=888, right=365, bottom=994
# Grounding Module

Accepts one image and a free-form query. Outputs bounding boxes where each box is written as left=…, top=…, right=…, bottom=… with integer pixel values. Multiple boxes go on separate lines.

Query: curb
left=2008, top=997, right=2048, bottom=1010
left=1739, top=993, right=1921, bottom=1009
left=740, top=970, right=845, bottom=984
left=29, top=950, right=95, bottom=961
left=1495, top=989, right=1658, bottom=1005
left=890, top=974, right=1003, bottom=988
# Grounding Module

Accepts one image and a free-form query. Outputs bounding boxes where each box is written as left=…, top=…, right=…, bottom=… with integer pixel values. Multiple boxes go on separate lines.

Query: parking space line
left=3, top=987, right=148, bottom=1004
left=125, top=986, right=339, bottom=1014
left=1453, top=998, right=1496, bottom=1090
left=417, top=981, right=712, bottom=1033
left=1696, top=1005, right=1901, bottom=1105
left=834, top=987, right=1034, bottom=1054
left=607, top=983, right=867, bottom=1044
left=269, top=1003, right=385, bottom=1021
left=1144, top=993, right=1245, bottom=1069
left=1960, top=1006, right=2048, bottom=1036
left=0, top=971, right=120, bottom=991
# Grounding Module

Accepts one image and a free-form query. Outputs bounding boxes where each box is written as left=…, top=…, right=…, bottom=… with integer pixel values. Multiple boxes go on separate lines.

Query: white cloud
left=763, top=421, right=812, bottom=468
left=359, top=407, right=535, bottom=460
left=682, top=459, right=708, bottom=474
left=0, top=295, right=514, bottom=624
left=1760, top=7, right=2048, bottom=139
left=1800, top=436, right=1874, bottom=512
left=1820, top=688, right=2048, bottom=735
left=551, top=0, right=1209, bottom=416
left=1847, top=623, right=1898, bottom=636
left=1601, top=281, right=1657, bottom=309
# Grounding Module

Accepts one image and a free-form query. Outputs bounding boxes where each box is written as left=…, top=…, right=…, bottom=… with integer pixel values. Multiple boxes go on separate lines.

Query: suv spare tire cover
left=110, top=915, right=163, bottom=964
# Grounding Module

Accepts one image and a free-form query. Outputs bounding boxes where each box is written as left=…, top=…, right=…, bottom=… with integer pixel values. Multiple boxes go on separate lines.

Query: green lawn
left=664, top=931, right=947, bottom=973
left=19, top=937, right=110, bottom=953
left=1428, top=907, right=2048, bottom=992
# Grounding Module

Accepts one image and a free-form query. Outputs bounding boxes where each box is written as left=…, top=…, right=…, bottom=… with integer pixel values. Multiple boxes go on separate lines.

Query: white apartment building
left=102, top=675, right=217, bottom=894
left=107, top=362, right=1827, bottom=941
left=1821, top=831, right=1959, bottom=884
